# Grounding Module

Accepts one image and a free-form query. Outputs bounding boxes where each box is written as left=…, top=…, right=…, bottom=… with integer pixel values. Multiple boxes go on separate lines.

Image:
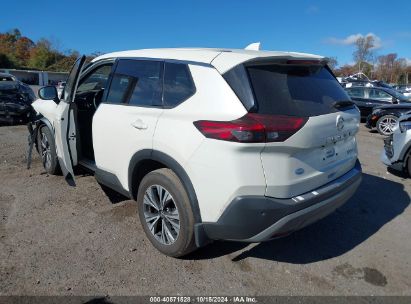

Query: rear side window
left=107, top=59, right=163, bottom=106
left=163, top=62, right=195, bottom=107
left=223, top=64, right=255, bottom=111
left=346, top=87, right=365, bottom=98
left=369, top=89, right=391, bottom=100
left=246, top=64, right=350, bottom=116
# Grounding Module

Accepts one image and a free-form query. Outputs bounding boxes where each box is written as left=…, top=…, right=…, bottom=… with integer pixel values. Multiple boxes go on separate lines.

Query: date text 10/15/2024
left=149, top=296, right=258, bottom=303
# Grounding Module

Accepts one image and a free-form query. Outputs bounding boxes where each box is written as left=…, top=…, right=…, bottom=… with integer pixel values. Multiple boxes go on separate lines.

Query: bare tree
left=353, top=35, right=375, bottom=74
left=325, top=57, right=338, bottom=70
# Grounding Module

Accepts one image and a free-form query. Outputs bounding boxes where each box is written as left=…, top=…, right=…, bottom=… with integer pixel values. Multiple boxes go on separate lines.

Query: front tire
left=376, top=115, right=398, bottom=136
left=137, top=168, right=197, bottom=257
left=37, top=126, right=60, bottom=175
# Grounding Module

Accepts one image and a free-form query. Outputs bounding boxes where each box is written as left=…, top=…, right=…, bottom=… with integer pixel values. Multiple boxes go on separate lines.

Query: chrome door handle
left=131, top=120, right=148, bottom=130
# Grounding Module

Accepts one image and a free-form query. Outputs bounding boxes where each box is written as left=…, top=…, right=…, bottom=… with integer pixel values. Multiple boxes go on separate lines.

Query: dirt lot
left=0, top=124, right=410, bottom=296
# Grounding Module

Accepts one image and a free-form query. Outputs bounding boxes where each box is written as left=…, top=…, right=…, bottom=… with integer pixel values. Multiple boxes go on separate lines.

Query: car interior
left=73, top=64, right=113, bottom=162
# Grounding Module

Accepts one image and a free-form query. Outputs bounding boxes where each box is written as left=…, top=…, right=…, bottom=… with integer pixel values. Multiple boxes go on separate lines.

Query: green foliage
left=0, top=28, right=98, bottom=72
left=0, top=53, right=14, bottom=68
left=47, top=53, right=78, bottom=72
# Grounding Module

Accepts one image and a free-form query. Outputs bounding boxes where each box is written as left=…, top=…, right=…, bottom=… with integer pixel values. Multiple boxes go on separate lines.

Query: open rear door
left=54, top=55, right=86, bottom=185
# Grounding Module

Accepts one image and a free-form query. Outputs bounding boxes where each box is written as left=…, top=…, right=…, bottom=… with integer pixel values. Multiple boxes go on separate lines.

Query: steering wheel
left=93, top=89, right=104, bottom=109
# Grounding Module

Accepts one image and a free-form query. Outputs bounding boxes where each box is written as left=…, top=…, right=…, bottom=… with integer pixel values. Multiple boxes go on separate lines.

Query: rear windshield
left=225, top=63, right=351, bottom=117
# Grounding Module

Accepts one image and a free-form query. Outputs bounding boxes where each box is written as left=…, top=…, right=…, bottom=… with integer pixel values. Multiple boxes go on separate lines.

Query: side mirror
left=38, top=86, right=59, bottom=103
left=392, top=96, right=399, bottom=104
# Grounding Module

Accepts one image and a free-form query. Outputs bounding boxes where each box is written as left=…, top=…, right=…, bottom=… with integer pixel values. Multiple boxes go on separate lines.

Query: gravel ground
left=0, top=124, right=410, bottom=296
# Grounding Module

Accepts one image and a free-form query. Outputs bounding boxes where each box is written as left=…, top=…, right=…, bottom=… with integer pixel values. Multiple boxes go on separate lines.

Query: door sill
left=78, top=159, right=97, bottom=172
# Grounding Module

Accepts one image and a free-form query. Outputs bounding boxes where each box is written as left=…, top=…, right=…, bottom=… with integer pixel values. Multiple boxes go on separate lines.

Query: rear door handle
left=131, top=120, right=148, bottom=130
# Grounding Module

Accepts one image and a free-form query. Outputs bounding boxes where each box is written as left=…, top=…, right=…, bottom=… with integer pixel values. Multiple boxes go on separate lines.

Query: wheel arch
left=128, top=150, right=202, bottom=223
left=36, top=117, right=54, bottom=133
left=380, top=111, right=400, bottom=117
left=399, top=141, right=411, bottom=169
left=33, top=117, right=54, bottom=153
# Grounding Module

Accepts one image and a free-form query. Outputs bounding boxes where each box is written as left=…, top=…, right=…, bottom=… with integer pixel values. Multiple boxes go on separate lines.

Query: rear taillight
left=194, top=114, right=307, bottom=143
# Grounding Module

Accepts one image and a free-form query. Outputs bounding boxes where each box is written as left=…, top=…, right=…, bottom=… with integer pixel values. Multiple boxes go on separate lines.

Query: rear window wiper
left=333, top=100, right=355, bottom=109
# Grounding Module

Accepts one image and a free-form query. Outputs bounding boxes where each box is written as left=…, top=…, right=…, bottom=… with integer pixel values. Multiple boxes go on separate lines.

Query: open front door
left=54, top=55, right=86, bottom=185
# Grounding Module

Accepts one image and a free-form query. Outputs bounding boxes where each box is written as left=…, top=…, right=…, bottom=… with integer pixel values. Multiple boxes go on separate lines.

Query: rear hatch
left=225, top=59, right=360, bottom=198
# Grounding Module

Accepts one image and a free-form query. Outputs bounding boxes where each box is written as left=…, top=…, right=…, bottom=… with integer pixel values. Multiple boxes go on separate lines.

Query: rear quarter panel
left=153, top=64, right=266, bottom=222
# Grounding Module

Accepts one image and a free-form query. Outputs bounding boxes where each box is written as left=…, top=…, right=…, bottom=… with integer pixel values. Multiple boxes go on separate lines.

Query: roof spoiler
left=245, top=42, right=261, bottom=51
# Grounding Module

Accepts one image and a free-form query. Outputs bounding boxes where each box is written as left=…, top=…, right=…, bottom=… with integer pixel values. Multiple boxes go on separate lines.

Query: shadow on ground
left=387, top=166, right=409, bottom=179
left=99, top=184, right=130, bottom=204
left=187, top=173, right=410, bottom=263
left=73, top=167, right=129, bottom=204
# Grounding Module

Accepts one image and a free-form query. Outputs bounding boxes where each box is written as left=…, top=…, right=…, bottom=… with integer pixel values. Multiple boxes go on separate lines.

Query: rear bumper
left=197, top=160, right=362, bottom=243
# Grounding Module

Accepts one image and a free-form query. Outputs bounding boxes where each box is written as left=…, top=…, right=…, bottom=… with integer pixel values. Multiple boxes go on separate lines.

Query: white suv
left=381, top=112, right=411, bottom=174
left=28, top=48, right=362, bottom=257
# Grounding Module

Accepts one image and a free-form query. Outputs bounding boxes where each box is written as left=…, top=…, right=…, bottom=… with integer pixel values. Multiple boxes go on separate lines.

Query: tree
left=326, top=57, right=338, bottom=70
left=0, top=29, right=91, bottom=71
left=393, top=58, right=407, bottom=84
left=8, top=28, right=21, bottom=40
left=374, top=54, right=409, bottom=84
left=334, top=64, right=356, bottom=77
left=28, top=38, right=58, bottom=70
left=0, top=33, right=17, bottom=65
left=14, top=37, right=35, bottom=67
left=0, top=53, right=14, bottom=68
left=353, top=35, right=375, bottom=74
left=47, top=51, right=79, bottom=72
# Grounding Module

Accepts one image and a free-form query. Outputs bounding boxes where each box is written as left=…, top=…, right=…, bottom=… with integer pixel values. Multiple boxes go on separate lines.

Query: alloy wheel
left=40, top=132, right=52, bottom=170
left=143, top=184, right=180, bottom=245
left=379, top=117, right=397, bottom=136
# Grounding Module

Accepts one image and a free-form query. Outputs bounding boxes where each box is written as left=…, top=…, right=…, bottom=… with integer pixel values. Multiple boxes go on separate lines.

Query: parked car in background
left=29, top=48, right=362, bottom=257
left=366, top=104, right=411, bottom=135
left=339, top=73, right=395, bottom=91
left=345, top=86, right=411, bottom=119
left=344, top=80, right=394, bottom=90
left=393, top=84, right=411, bottom=98
left=0, top=72, right=35, bottom=124
left=381, top=111, right=411, bottom=174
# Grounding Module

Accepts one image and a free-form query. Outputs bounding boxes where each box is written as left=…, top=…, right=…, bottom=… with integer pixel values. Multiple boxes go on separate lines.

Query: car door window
left=77, top=65, right=112, bottom=93
left=106, top=59, right=163, bottom=106
left=369, top=89, right=392, bottom=101
left=163, top=62, right=195, bottom=107
left=63, top=56, right=86, bottom=103
left=346, top=87, right=364, bottom=98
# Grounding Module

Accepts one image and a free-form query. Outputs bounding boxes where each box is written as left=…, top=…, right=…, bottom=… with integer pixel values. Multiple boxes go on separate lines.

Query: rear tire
left=376, top=115, right=397, bottom=136
left=37, top=126, right=60, bottom=175
left=137, top=168, right=197, bottom=257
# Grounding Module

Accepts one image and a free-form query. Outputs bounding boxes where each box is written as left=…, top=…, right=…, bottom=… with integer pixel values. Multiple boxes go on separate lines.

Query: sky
left=2, top=0, right=410, bottom=66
